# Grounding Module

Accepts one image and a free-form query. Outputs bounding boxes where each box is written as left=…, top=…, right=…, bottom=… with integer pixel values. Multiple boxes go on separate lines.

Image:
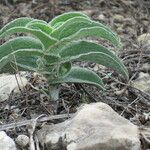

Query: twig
left=120, top=97, right=140, bottom=116
left=118, top=47, right=145, bottom=98
left=61, top=98, right=70, bottom=114
left=35, top=134, right=40, bottom=150
left=140, top=133, right=150, bottom=149
left=128, top=86, right=150, bottom=102
left=0, top=113, right=74, bottom=131
left=14, top=73, right=23, bottom=94
left=78, top=84, right=98, bottom=102
left=28, top=115, right=45, bottom=150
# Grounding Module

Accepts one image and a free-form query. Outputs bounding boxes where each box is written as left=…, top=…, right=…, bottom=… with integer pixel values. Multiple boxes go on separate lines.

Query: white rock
left=37, top=102, right=140, bottom=150
left=0, top=74, right=28, bottom=102
left=15, top=134, right=29, bottom=148
left=0, top=131, right=16, bottom=150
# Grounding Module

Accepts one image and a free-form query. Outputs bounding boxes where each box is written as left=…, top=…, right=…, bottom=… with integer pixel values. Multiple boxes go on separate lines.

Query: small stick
left=0, top=113, right=74, bottom=131
left=28, top=115, right=44, bottom=150
left=120, top=97, right=140, bottom=116
left=35, top=134, right=40, bottom=150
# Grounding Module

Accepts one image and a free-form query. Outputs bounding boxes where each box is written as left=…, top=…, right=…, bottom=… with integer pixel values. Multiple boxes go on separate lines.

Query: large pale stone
left=37, top=102, right=140, bottom=150
left=0, top=74, right=28, bottom=102
left=0, top=131, right=16, bottom=150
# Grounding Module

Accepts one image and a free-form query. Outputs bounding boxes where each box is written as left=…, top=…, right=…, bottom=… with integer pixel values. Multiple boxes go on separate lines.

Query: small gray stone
left=80, top=10, right=96, bottom=17
left=113, top=14, right=124, bottom=22
left=16, top=134, right=29, bottom=148
left=97, top=14, right=105, bottom=21
left=117, top=26, right=124, bottom=34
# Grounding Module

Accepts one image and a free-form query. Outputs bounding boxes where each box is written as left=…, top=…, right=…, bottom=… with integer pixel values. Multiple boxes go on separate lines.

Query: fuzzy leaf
left=0, top=48, right=60, bottom=73
left=26, top=20, right=47, bottom=26
left=49, top=12, right=89, bottom=27
left=50, top=16, right=117, bottom=41
left=0, top=17, right=33, bottom=34
left=64, top=26, right=121, bottom=48
left=52, top=22, right=64, bottom=29
left=60, top=41, right=128, bottom=78
left=58, top=62, right=72, bottom=76
left=0, top=49, right=43, bottom=73
left=49, top=26, right=121, bottom=54
left=0, top=27, right=57, bottom=49
left=0, top=37, right=43, bottom=60
left=49, top=66, right=105, bottom=89
left=27, top=22, right=53, bottom=34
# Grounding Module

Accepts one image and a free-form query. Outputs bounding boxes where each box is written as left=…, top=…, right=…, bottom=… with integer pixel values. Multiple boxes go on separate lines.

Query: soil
left=0, top=0, right=150, bottom=149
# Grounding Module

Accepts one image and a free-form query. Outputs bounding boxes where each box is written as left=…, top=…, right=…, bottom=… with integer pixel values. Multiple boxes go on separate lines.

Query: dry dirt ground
left=0, top=0, right=150, bottom=149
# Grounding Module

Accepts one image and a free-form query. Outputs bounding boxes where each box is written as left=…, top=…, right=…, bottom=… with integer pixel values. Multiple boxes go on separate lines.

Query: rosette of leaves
left=0, top=12, right=128, bottom=100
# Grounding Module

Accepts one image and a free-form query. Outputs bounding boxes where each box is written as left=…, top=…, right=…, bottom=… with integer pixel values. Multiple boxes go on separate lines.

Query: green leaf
left=50, top=16, right=117, bottom=41
left=60, top=41, right=128, bottom=79
left=49, top=12, right=89, bottom=27
left=49, top=66, right=105, bottom=90
left=26, top=20, right=47, bottom=26
left=64, top=26, right=121, bottom=48
left=58, top=62, right=72, bottom=76
left=0, top=36, right=60, bottom=73
left=0, top=27, right=57, bottom=49
left=50, top=17, right=92, bottom=39
left=0, top=49, right=43, bottom=73
left=52, top=22, right=64, bottom=29
left=49, top=26, right=121, bottom=54
left=0, top=48, right=60, bottom=73
left=0, top=37, right=43, bottom=60
left=0, top=17, right=33, bottom=35
left=27, top=22, right=53, bottom=34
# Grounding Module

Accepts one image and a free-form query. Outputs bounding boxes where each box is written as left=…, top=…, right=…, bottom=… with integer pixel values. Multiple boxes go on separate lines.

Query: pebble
left=113, top=14, right=124, bottom=22
left=16, top=134, right=29, bottom=148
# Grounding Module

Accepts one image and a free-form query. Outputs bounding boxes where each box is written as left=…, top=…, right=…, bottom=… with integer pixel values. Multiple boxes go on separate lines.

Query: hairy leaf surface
left=0, top=37, right=43, bottom=60
left=50, top=17, right=117, bottom=41
left=49, top=26, right=121, bottom=54
left=27, top=22, right=53, bottom=34
left=49, top=66, right=105, bottom=89
left=0, top=27, right=57, bottom=49
left=0, top=49, right=42, bottom=73
left=60, top=41, right=128, bottom=78
left=0, top=17, right=33, bottom=34
left=65, top=26, right=121, bottom=48
left=49, top=12, right=89, bottom=27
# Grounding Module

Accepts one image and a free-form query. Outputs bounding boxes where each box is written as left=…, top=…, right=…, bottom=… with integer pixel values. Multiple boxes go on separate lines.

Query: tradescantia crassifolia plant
left=0, top=12, right=128, bottom=100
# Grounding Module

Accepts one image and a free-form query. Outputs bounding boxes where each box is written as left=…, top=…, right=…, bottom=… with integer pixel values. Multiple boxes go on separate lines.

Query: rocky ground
left=0, top=0, right=150, bottom=149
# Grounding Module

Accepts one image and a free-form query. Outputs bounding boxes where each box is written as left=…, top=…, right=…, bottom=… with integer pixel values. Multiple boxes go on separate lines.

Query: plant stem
left=49, top=85, right=60, bottom=101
